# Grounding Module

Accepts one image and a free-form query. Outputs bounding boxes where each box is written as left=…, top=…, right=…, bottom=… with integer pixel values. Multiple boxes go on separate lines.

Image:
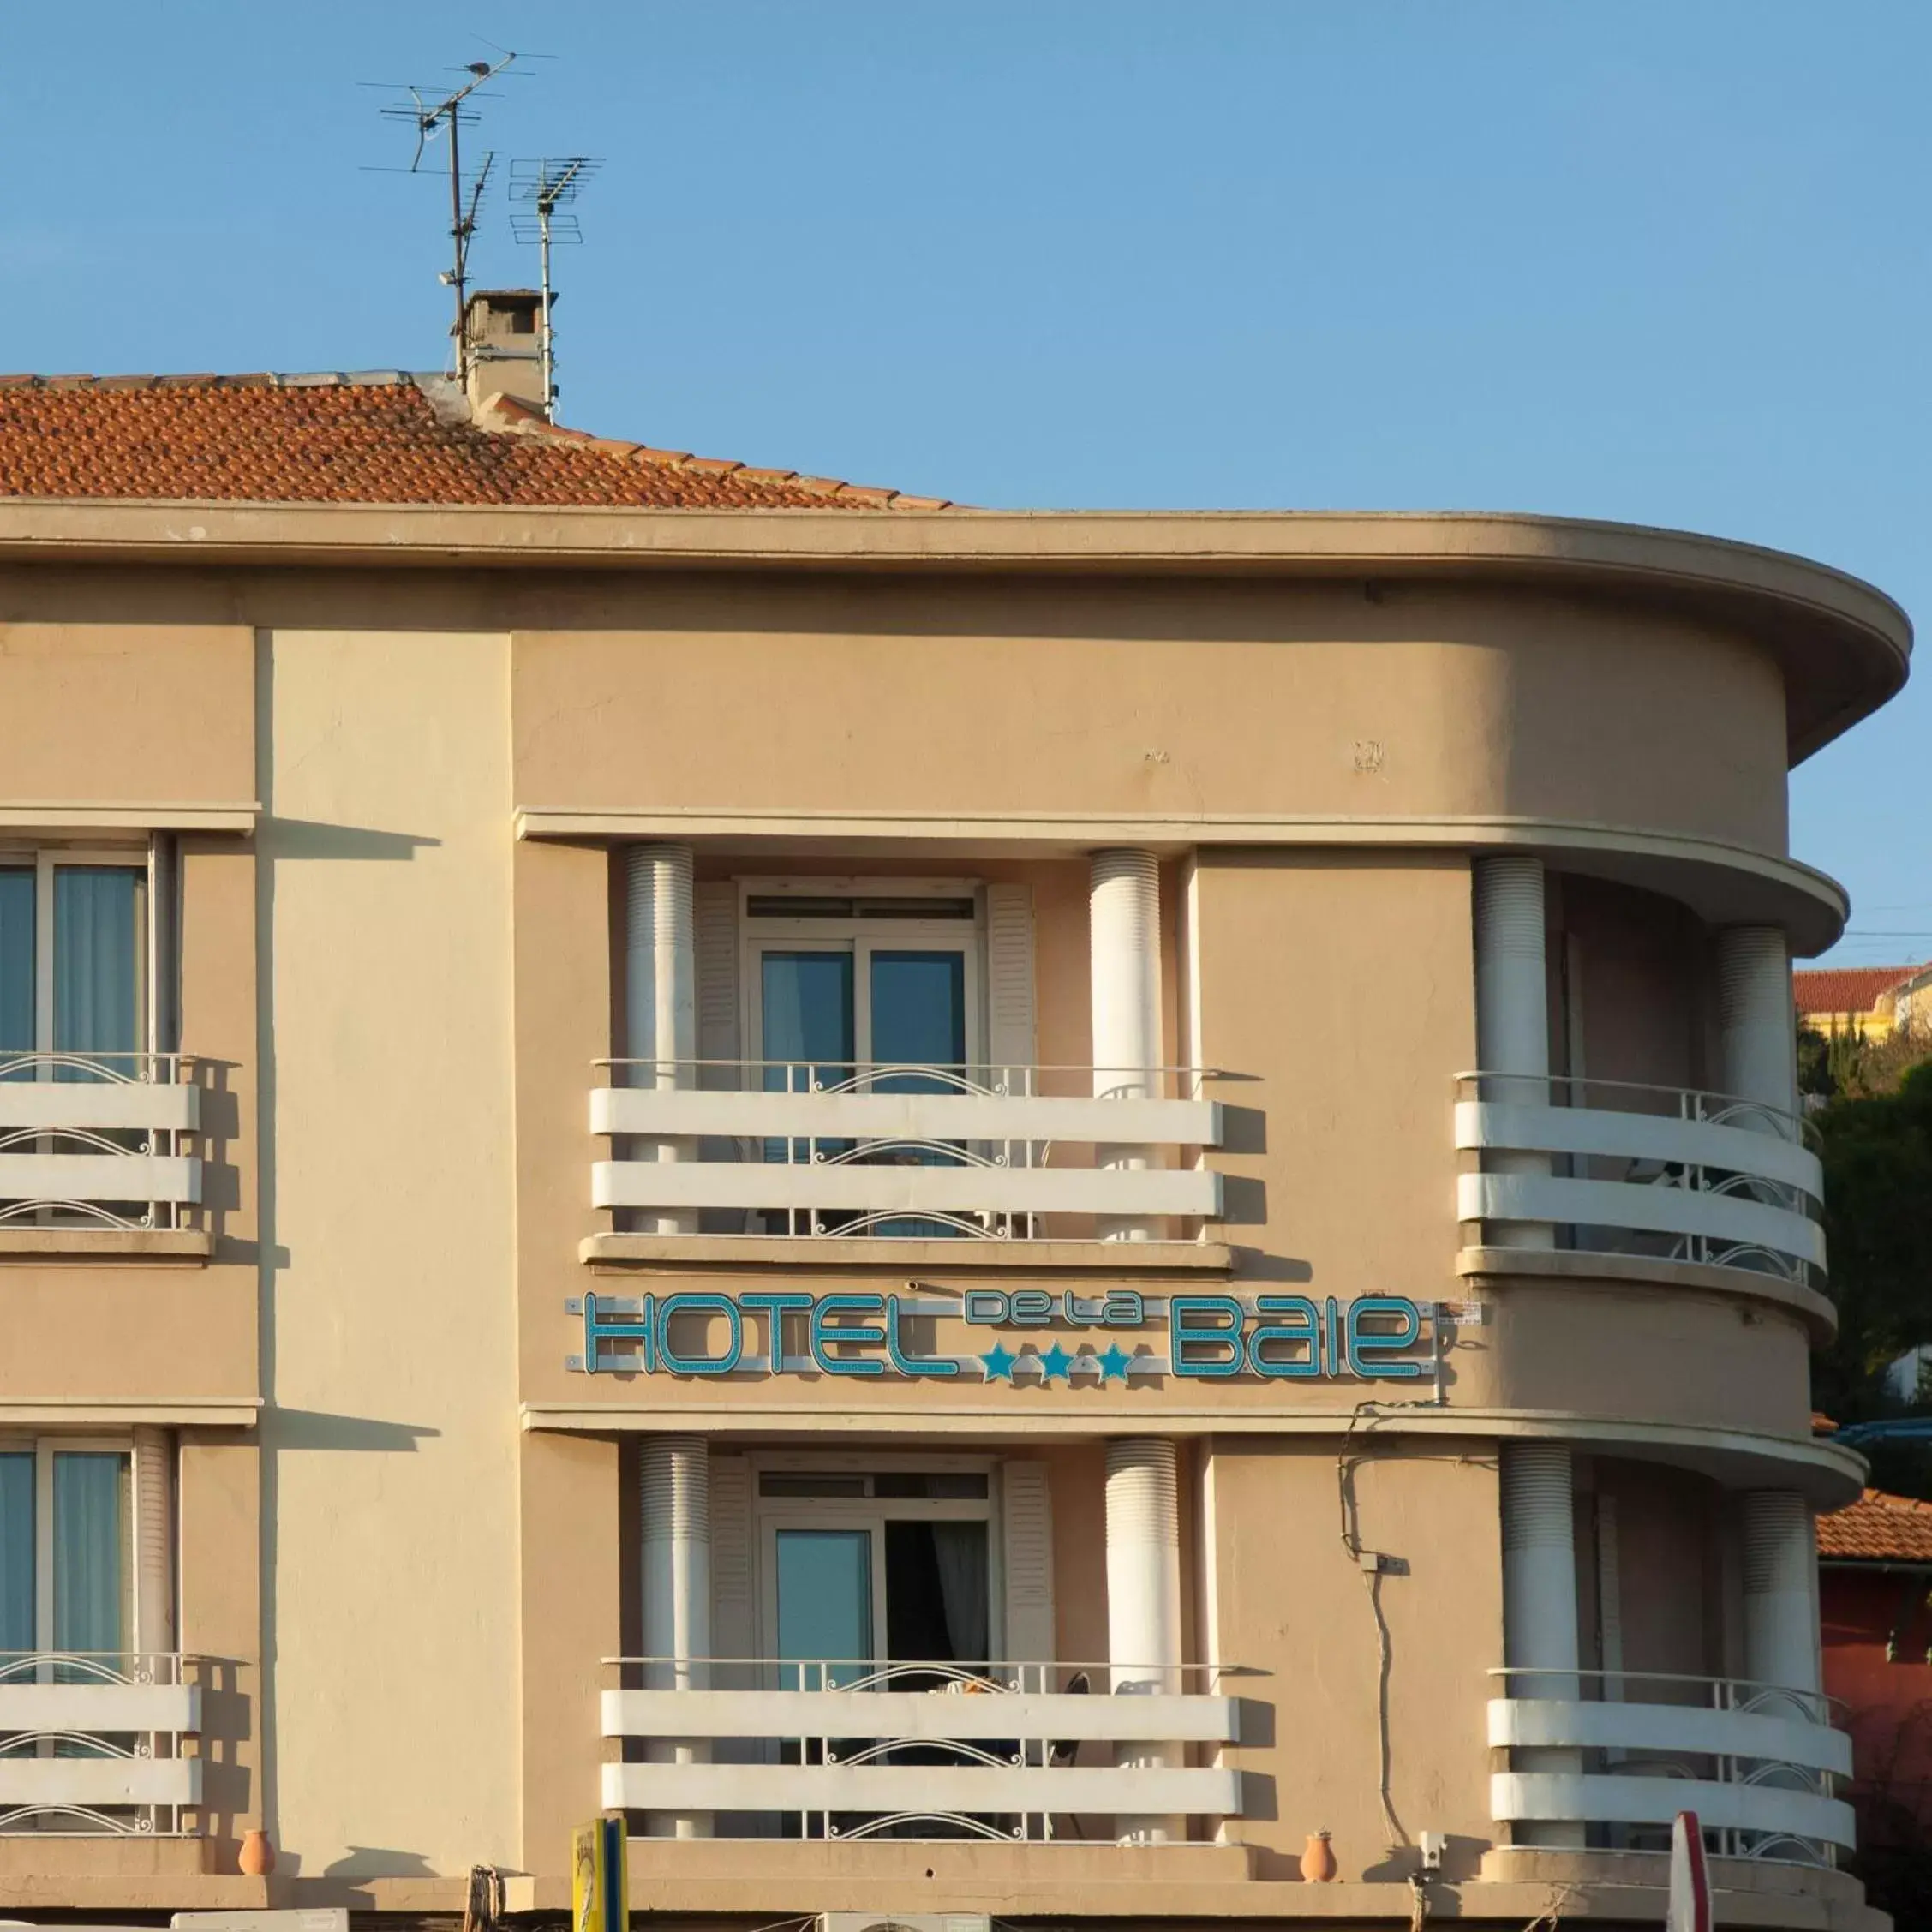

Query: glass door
left=752, top=932, right=973, bottom=1235
left=0, top=858, right=147, bottom=1228
left=0, top=1441, right=131, bottom=1827
left=0, top=857, right=145, bottom=1080
left=773, top=1526, right=875, bottom=1691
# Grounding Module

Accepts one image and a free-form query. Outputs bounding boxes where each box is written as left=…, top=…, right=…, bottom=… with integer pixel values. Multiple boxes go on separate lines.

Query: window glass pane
left=0, top=870, right=32, bottom=1073
left=872, top=1472, right=989, bottom=1500
left=51, top=1452, right=127, bottom=1657
left=775, top=1528, right=871, bottom=1689
left=53, top=868, right=141, bottom=1076
left=761, top=952, right=854, bottom=1080
left=0, top=1454, right=33, bottom=1655
left=762, top=952, right=855, bottom=1175
left=759, top=1474, right=868, bottom=1498
left=868, top=952, right=969, bottom=1235
left=869, top=952, right=966, bottom=1079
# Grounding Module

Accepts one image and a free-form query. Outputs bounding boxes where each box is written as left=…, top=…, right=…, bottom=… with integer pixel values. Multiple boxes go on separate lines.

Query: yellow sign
left=572, top=1813, right=627, bottom=1932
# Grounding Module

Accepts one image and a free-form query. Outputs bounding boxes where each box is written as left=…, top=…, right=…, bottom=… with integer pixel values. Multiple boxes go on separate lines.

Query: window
left=756, top=1459, right=995, bottom=1689
left=0, top=852, right=147, bottom=1079
left=744, top=882, right=981, bottom=1238
left=0, top=1439, right=131, bottom=1666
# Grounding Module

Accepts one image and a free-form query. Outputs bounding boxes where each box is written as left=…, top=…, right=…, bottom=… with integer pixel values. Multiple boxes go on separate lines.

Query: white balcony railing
left=1455, top=1074, right=1825, bottom=1287
left=0, top=1652, right=203, bottom=1835
left=1488, top=1668, right=1853, bottom=1866
left=601, top=1657, right=1244, bottom=1839
left=592, top=1062, right=1223, bottom=1240
left=0, top=1055, right=202, bottom=1232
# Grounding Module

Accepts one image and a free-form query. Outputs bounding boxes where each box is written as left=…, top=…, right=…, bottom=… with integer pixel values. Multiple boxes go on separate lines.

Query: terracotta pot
left=238, top=1827, right=276, bottom=1878
left=1300, top=1830, right=1337, bottom=1883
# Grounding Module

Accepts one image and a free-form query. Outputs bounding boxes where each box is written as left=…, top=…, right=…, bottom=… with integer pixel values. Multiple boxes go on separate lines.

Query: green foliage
left=1812, top=1059, right=1932, bottom=1425
left=1797, top=1024, right=1833, bottom=1098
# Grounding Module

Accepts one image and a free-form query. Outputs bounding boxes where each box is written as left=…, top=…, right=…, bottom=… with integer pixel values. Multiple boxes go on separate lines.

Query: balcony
left=601, top=1658, right=1243, bottom=1840
left=1488, top=1668, right=1853, bottom=1865
left=1455, top=1074, right=1824, bottom=1288
left=0, top=1054, right=202, bottom=1235
left=591, top=1062, right=1223, bottom=1243
left=0, top=1652, right=203, bottom=1835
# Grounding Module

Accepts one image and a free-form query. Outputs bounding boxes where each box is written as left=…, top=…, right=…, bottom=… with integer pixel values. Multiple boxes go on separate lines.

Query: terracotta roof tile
left=1819, top=1489, right=1932, bottom=1564
left=1794, top=966, right=1919, bottom=1018
left=0, top=373, right=951, bottom=511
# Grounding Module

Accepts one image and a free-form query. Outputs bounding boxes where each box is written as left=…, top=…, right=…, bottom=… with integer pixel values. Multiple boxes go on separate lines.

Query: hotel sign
left=565, top=1287, right=1467, bottom=1385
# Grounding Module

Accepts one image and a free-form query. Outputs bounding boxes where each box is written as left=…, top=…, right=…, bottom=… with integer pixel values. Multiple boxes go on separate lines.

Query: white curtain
left=52, top=1452, right=127, bottom=1660
left=931, top=1521, right=990, bottom=1666
left=53, top=867, right=139, bottom=1075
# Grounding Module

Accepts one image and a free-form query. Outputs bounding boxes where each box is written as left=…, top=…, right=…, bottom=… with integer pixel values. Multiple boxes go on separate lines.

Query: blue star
left=980, top=1343, right=1017, bottom=1382
left=1097, top=1343, right=1133, bottom=1383
left=1038, top=1342, right=1073, bottom=1383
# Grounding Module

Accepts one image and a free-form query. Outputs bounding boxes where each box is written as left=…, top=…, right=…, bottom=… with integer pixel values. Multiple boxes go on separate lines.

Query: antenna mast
left=380, top=53, right=520, bottom=385
left=511, top=157, right=600, bottom=421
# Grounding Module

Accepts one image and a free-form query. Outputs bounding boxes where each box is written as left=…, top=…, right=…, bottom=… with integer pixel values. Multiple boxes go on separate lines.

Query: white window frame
left=0, top=846, right=152, bottom=1071
left=750, top=1451, right=1001, bottom=1675
left=739, top=879, right=986, bottom=1080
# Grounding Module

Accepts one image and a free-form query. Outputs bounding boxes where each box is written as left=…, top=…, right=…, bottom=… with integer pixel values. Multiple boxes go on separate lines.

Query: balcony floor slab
left=1457, top=1245, right=1837, bottom=1343
left=0, top=1226, right=212, bottom=1264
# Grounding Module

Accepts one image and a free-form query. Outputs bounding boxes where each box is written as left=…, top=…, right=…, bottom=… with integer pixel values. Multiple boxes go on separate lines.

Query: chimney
left=462, top=288, right=547, bottom=416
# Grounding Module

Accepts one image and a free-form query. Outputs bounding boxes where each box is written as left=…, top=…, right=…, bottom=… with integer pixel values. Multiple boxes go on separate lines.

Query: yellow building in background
left=1793, top=965, right=1926, bottom=1040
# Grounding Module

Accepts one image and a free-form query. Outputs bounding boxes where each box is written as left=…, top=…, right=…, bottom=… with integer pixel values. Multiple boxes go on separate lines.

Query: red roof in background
left=1793, top=966, right=1917, bottom=1018
left=0, top=373, right=950, bottom=511
left=1820, top=1490, right=1932, bottom=1564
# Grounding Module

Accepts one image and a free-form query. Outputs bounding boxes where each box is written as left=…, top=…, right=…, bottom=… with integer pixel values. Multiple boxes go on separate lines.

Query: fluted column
left=1741, top=1490, right=1819, bottom=1703
left=640, top=1434, right=712, bottom=1839
left=1717, top=926, right=1797, bottom=1122
left=1090, top=851, right=1163, bottom=1240
left=1105, top=1438, right=1183, bottom=1843
left=625, top=843, right=697, bottom=1235
left=1474, top=856, right=1553, bottom=1248
left=1500, top=1443, right=1582, bottom=1846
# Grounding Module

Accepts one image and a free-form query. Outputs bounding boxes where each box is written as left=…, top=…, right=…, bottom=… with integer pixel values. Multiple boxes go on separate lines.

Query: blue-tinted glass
left=775, top=1528, right=872, bottom=1690
left=0, top=871, right=32, bottom=1075
left=51, top=1453, right=125, bottom=1658
left=54, top=868, right=139, bottom=1078
left=869, top=952, right=969, bottom=1234
left=870, top=953, right=966, bottom=1088
left=763, top=953, right=855, bottom=1165
left=762, top=953, right=854, bottom=1079
left=0, top=1454, right=33, bottom=1655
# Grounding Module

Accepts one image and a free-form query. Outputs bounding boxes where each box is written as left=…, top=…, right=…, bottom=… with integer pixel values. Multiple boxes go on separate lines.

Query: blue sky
left=7, top=3, right=1926, bottom=965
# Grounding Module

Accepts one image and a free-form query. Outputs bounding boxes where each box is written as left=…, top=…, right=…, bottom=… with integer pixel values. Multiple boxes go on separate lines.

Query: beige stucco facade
left=0, top=505, right=1907, bottom=1929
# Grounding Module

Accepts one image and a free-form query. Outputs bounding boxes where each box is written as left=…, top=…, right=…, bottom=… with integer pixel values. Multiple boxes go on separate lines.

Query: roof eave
left=0, top=501, right=1905, bottom=760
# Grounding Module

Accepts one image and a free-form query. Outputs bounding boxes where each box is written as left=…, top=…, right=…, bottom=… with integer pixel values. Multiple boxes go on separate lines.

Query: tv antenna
left=374, top=51, right=523, bottom=385
left=511, top=157, right=600, bottom=420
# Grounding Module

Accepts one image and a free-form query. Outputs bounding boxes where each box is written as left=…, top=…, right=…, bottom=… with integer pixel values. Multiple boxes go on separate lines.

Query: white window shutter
left=709, top=1453, right=754, bottom=1688
left=694, top=881, right=740, bottom=1087
left=1002, top=1458, right=1056, bottom=1684
left=984, top=882, right=1037, bottom=1088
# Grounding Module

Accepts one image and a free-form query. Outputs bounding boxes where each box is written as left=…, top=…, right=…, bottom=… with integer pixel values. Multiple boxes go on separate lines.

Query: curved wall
left=511, top=577, right=1795, bottom=857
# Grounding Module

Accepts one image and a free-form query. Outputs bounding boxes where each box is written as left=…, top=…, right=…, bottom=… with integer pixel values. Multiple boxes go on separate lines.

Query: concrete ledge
left=1459, top=1245, right=1838, bottom=1343
left=0, top=1225, right=212, bottom=1264
left=1480, top=1846, right=1879, bottom=1928
left=0, top=1397, right=260, bottom=1427
left=582, top=1233, right=1235, bottom=1273
left=0, top=1831, right=232, bottom=1884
